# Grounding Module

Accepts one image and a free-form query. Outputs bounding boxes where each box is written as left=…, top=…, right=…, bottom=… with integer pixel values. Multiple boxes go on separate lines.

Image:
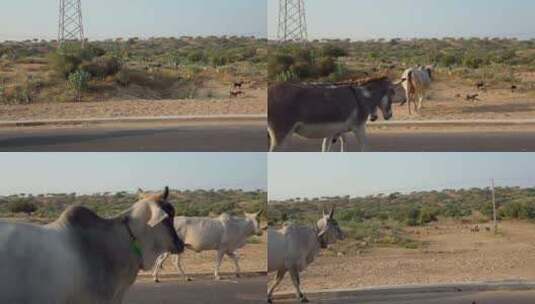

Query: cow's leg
left=227, top=251, right=241, bottom=278
left=289, top=267, right=308, bottom=303
left=214, top=250, right=225, bottom=280
left=353, top=125, right=369, bottom=152
left=152, top=252, right=170, bottom=283
left=267, top=269, right=287, bottom=304
left=173, top=254, right=191, bottom=281
left=321, top=137, right=330, bottom=152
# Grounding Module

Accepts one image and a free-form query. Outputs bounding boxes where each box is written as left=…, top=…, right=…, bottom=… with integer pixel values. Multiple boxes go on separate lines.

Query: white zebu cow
left=400, top=65, right=433, bottom=114
left=267, top=208, right=344, bottom=303
left=0, top=187, right=184, bottom=304
left=153, top=210, right=264, bottom=281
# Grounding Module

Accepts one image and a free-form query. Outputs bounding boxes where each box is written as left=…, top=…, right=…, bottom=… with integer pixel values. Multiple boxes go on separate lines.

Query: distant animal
left=152, top=209, right=264, bottom=282
left=233, top=81, right=245, bottom=89
left=455, top=93, right=462, bottom=99
left=400, top=66, right=434, bottom=114
left=485, top=226, right=491, bottom=232
left=511, top=85, right=518, bottom=93
left=476, top=81, right=486, bottom=91
left=0, top=187, right=184, bottom=304
left=230, top=90, right=243, bottom=98
left=471, top=224, right=480, bottom=232
left=267, top=208, right=344, bottom=303
left=466, top=94, right=480, bottom=102
left=268, top=77, right=396, bottom=152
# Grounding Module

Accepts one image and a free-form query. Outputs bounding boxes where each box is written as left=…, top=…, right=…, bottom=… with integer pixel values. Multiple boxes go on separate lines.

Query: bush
left=8, top=200, right=37, bottom=215
left=80, top=56, right=121, bottom=79
left=48, top=52, right=82, bottom=79
left=115, top=68, right=149, bottom=87
left=68, top=70, right=91, bottom=102
left=317, top=57, right=337, bottom=77
left=321, top=44, right=347, bottom=58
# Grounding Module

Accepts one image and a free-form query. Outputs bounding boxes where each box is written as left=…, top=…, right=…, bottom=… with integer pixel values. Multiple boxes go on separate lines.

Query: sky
left=268, top=0, right=535, bottom=40
left=0, top=153, right=267, bottom=195
left=0, top=0, right=267, bottom=41
left=268, top=153, right=535, bottom=200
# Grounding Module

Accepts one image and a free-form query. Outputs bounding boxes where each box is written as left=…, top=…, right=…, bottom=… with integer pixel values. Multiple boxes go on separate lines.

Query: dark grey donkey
left=268, top=77, right=396, bottom=152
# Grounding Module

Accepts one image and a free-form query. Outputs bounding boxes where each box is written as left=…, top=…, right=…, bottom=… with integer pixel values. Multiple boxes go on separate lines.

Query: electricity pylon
left=278, top=0, right=308, bottom=42
left=58, top=0, right=85, bottom=47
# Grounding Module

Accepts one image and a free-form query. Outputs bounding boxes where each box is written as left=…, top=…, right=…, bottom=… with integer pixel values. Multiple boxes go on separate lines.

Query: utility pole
left=58, top=0, right=85, bottom=47
left=491, top=178, right=497, bottom=234
left=278, top=0, right=308, bottom=42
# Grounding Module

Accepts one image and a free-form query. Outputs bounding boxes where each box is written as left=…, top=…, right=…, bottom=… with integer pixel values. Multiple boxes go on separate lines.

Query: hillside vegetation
left=269, top=187, right=535, bottom=252
left=268, top=38, right=535, bottom=88
left=0, top=37, right=267, bottom=104
left=0, top=189, right=267, bottom=223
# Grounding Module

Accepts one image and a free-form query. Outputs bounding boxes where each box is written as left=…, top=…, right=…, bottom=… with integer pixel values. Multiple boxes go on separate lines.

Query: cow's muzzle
left=370, top=115, right=378, bottom=122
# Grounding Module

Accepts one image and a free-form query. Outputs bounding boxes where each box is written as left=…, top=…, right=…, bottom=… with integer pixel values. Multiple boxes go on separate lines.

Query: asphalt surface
left=279, top=131, right=535, bottom=152
left=0, top=122, right=267, bottom=152
left=125, top=277, right=266, bottom=304
left=274, top=290, right=535, bottom=304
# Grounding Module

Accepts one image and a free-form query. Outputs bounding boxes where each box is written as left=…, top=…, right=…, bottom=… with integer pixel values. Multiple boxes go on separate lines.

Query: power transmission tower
left=278, top=0, right=308, bottom=42
left=58, top=0, right=85, bottom=47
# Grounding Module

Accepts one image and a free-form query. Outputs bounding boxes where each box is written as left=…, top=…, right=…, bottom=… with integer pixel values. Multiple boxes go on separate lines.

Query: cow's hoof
left=267, top=298, right=273, bottom=304
left=154, top=278, right=160, bottom=283
left=215, top=276, right=222, bottom=281
left=185, top=277, right=192, bottom=282
left=236, top=273, right=241, bottom=278
left=300, top=296, right=309, bottom=303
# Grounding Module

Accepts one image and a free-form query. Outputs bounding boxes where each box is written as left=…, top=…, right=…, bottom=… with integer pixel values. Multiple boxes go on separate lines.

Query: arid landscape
left=0, top=37, right=267, bottom=120
left=268, top=38, right=535, bottom=122
left=268, top=187, right=535, bottom=293
left=0, top=189, right=268, bottom=278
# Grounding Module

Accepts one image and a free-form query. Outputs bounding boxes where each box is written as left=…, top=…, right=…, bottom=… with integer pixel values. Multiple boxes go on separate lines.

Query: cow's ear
left=256, top=209, right=264, bottom=217
left=159, top=186, right=170, bottom=201
left=137, top=188, right=145, bottom=199
left=147, top=201, right=169, bottom=227
left=329, top=207, right=335, bottom=219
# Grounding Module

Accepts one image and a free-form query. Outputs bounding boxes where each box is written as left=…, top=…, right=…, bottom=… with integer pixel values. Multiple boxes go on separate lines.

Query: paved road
left=274, top=290, right=535, bottom=304
left=125, top=277, right=266, bottom=304
left=0, top=122, right=267, bottom=152
left=279, top=131, right=535, bottom=152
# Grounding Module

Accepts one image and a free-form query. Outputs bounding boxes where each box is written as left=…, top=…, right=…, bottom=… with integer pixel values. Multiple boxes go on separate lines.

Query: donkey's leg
left=214, top=250, right=225, bottom=280
left=289, top=267, right=308, bottom=303
left=152, top=252, right=169, bottom=283
left=268, top=124, right=292, bottom=152
left=173, top=254, right=191, bottom=281
left=267, top=269, right=287, bottom=304
left=227, top=251, right=241, bottom=278
left=353, top=125, right=369, bottom=152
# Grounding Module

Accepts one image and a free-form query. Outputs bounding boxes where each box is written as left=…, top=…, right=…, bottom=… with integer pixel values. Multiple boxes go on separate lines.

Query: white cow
left=0, top=187, right=184, bottom=304
left=153, top=210, right=264, bottom=282
left=267, top=208, right=344, bottom=303
left=400, top=65, right=433, bottom=114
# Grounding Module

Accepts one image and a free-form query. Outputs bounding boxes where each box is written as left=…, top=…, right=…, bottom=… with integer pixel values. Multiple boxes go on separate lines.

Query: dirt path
left=0, top=88, right=266, bottom=121
left=272, top=221, right=535, bottom=293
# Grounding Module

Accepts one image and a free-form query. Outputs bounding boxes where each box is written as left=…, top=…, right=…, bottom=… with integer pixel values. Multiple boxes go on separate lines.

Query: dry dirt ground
left=0, top=87, right=266, bottom=121
left=392, top=73, right=535, bottom=121
left=272, top=220, right=535, bottom=294
left=141, top=235, right=267, bottom=280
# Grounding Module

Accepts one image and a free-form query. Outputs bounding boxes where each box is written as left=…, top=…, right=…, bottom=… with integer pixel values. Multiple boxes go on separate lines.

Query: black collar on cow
left=122, top=217, right=143, bottom=269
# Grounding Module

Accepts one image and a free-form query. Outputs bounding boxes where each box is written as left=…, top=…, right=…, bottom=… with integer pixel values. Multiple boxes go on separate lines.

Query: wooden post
left=491, top=178, right=497, bottom=234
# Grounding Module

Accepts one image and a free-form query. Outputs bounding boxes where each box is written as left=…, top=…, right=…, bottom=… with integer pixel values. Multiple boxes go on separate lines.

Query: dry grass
left=272, top=220, right=535, bottom=293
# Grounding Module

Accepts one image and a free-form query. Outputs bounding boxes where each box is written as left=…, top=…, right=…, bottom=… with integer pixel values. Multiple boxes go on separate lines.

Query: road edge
left=0, top=114, right=267, bottom=128
left=273, top=280, right=535, bottom=300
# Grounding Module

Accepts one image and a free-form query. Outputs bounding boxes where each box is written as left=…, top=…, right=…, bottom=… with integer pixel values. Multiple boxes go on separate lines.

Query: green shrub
left=68, top=70, right=91, bottom=102
left=8, top=200, right=37, bottom=215
left=80, top=56, right=121, bottom=79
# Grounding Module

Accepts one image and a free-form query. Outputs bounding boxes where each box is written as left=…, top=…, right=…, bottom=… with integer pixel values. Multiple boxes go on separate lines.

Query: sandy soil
left=0, top=88, right=266, bottom=121
left=142, top=235, right=267, bottom=278
left=272, top=220, right=535, bottom=293
left=393, top=76, right=535, bottom=121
